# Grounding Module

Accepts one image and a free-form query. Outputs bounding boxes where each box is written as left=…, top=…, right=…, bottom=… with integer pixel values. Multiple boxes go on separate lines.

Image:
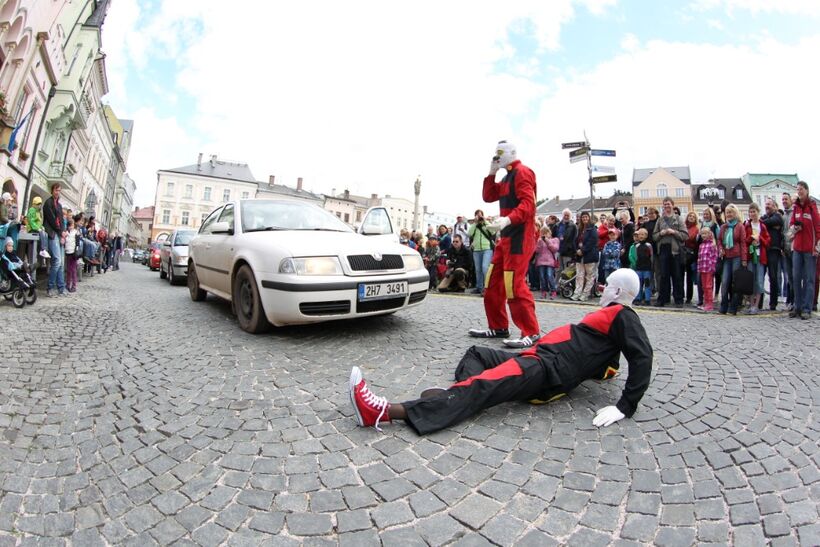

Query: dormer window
left=735, top=187, right=743, bottom=200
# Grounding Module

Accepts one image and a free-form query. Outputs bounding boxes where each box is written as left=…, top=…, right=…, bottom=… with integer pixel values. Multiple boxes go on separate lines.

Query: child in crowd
left=421, top=235, right=440, bottom=290
left=697, top=227, right=718, bottom=312
left=64, top=218, right=79, bottom=293
left=601, top=228, right=623, bottom=281
left=25, top=196, right=51, bottom=259
left=534, top=225, right=559, bottom=299
left=1, top=236, right=34, bottom=293
left=629, top=228, right=653, bottom=305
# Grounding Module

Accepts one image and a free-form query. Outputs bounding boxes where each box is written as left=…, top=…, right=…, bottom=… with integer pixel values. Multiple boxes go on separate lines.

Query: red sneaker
left=349, top=367, right=390, bottom=430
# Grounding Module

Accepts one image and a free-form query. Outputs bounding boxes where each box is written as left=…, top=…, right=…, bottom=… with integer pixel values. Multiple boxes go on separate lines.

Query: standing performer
left=349, top=269, right=653, bottom=433
left=469, top=141, right=540, bottom=348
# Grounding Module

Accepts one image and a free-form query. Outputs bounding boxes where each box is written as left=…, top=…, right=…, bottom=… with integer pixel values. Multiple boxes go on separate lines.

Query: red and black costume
left=482, top=160, right=539, bottom=336
left=402, top=304, right=653, bottom=435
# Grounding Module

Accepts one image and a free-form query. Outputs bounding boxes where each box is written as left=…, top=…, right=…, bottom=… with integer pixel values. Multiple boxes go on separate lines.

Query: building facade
left=741, top=173, right=800, bottom=210
left=323, top=189, right=363, bottom=226
left=256, top=175, right=323, bottom=205
left=153, top=154, right=258, bottom=241
left=132, top=205, right=153, bottom=246
left=632, top=166, right=693, bottom=216
left=691, top=178, right=752, bottom=216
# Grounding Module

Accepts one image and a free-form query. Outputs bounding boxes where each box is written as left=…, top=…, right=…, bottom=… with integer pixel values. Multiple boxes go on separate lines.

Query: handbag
left=732, top=266, right=754, bottom=295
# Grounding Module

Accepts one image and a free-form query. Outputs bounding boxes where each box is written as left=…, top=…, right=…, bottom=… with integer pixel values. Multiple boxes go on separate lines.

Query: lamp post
left=412, top=175, right=421, bottom=232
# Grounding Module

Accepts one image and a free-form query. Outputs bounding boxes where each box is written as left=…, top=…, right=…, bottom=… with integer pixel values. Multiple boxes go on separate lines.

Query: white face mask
left=493, top=141, right=517, bottom=168
left=599, top=269, right=640, bottom=307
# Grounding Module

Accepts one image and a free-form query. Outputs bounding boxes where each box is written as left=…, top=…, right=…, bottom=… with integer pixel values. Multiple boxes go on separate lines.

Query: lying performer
left=349, top=268, right=653, bottom=433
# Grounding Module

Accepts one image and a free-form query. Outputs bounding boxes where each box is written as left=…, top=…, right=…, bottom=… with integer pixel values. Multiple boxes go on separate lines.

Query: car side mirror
left=211, top=221, right=233, bottom=235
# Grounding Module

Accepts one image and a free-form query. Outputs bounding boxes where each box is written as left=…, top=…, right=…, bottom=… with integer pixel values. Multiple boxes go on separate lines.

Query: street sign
left=591, top=174, right=617, bottom=183
left=569, top=146, right=589, bottom=159
left=590, top=149, right=616, bottom=157
left=591, top=165, right=616, bottom=174
left=570, top=153, right=588, bottom=164
left=561, top=141, right=587, bottom=149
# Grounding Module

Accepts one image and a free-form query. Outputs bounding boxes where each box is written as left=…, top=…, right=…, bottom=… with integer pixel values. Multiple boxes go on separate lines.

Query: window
left=218, top=204, right=234, bottom=229
left=640, top=189, right=649, bottom=198
left=222, top=189, right=231, bottom=202
left=203, top=187, right=212, bottom=201
left=718, top=189, right=725, bottom=199
left=735, top=188, right=743, bottom=200
left=200, top=207, right=223, bottom=234
left=344, top=212, right=350, bottom=223
left=356, top=211, right=362, bottom=222
left=640, top=207, right=647, bottom=215
left=181, top=211, right=189, bottom=225
left=166, top=182, right=175, bottom=196
left=656, top=184, right=667, bottom=198
left=185, top=184, right=193, bottom=198
left=162, top=209, right=170, bottom=224
left=241, top=191, right=249, bottom=200
left=679, top=206, right=688, bottom=215
left=675, top=188, right=685, bottom=198
left=336, top=212, right=342, bottom=218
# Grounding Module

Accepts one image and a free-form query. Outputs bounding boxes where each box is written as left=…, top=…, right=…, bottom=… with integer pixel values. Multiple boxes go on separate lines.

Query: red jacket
left=744, top=220, right=771, bottom=265
left=717, top=222, right=748, bottom=263
left=483, top=160, right=537, bottom=259
left=790, top=198, right=820, bottom=254
left=597, top=224, right=609, bottom=250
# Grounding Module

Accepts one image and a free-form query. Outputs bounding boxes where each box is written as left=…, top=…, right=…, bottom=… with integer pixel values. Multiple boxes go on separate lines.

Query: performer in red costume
left=468, top=141, right=541, bottom=348
left=348, top=269, right=653, bottom=433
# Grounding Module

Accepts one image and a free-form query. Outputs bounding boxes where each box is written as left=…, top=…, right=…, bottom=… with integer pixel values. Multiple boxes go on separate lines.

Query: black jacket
left=446, top=244, right=472, bottom=272
left=42, top=196, right=63, bottom=237
left=578, top=226, right=599, bottom=263
left=557, top=220, right=578, bottom=257
left=761, top=212, right=783, bottom=251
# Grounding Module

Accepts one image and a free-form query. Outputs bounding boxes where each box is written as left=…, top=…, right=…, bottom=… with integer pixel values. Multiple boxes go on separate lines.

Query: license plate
left=358, top=281, right=408, bottom=301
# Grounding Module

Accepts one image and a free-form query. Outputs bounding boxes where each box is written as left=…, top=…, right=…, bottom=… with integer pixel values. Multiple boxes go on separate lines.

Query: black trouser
left=765, top=254, right=780, bottom=309
left=402, top=346, right=550, bottom=435
left=658, top=246, right=683, bottom=305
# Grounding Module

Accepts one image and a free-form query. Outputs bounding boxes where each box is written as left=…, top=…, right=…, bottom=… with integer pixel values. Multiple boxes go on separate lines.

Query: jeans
left=636, top=270, right=652, bottom=302
left=47, top=234, right=65, bottom=292
left=38, top=230, right=48, bottom=254
left=719, top=256, right=743, bottom=313
left=765, top=253, right=780, bottom=308
left=792, top=251, right=817, bottom=314
left=782, top=252, right=793, bottom=304
left=658, top=246, right=683, bottom=305
left=538, top=265, right=556, bottom=293
left=751, top=262, right=766, bottom=297
left=65, top=254, right=78, bottom=290
left=472, top=249, right=493, bottom=291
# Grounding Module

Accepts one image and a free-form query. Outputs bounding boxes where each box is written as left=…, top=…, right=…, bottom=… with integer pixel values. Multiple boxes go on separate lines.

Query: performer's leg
left=454, top=345, right=517, bottom=381
left=483, top=253, right=509, bottom=330
left=507, top=262, right=540, bottom=336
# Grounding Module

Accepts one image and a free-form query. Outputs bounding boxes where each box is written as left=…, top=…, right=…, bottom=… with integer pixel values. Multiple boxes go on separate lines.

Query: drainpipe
left=22, top=86, right=57, bottom=208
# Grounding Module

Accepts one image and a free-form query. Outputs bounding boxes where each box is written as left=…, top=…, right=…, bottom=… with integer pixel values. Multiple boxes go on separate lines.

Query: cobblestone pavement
left=1, top=262, right=818, bottom=546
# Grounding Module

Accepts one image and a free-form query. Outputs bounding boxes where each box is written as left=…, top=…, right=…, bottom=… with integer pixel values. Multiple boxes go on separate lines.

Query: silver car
left=159, top=229, right=197, bottom=285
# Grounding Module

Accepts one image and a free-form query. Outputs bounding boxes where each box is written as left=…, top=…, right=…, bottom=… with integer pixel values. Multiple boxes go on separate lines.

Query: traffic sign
left=562, top=141, right=587, bottom=149
left=569, top=147, right=589, bottom=159
left=591, top=174, right=617, bottom=183
left=590, top=149, right=616, bottom=157
left=591, top=165, right=616, bottom=174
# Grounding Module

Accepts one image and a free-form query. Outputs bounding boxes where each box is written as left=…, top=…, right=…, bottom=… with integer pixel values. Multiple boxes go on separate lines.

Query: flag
left=8, top=106, right=35, bottom=153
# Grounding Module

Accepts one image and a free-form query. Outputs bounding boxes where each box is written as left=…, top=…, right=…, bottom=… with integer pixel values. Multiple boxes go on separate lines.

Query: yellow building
left=632, top=166, right=693, bottom=216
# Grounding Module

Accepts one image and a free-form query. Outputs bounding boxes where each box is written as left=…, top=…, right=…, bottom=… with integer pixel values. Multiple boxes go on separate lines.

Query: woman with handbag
left=717, top=204, right=749, bottom=315
left=744, top=204, right=771, bottom=314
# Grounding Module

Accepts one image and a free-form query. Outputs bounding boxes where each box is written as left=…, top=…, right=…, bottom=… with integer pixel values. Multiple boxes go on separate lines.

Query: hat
left=32, top=196, right=42, bottom=206
left=1, top=192, right=10, bottom=201
left=608, top=228, right=620, bottom=236
left=4, top=237, right=13, bottom=247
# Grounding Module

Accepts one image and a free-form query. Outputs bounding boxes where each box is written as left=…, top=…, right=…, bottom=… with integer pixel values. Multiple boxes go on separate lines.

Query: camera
left=794, top=220, right=803, bottom=227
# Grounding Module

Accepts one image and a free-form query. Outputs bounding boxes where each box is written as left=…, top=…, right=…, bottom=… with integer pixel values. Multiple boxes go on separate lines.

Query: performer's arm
left=506, top=168, right=536, bottom=226
left=482, top=175, right=502, bottom=203
left=610, top=309, right=653, bottom=417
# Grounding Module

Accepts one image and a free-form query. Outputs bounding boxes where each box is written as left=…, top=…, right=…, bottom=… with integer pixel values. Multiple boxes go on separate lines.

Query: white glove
left=488, top=158, right=501, bottom=176
left=593, top=405, right=625, bottom=427
left=488, top=216, right=511, bottom=232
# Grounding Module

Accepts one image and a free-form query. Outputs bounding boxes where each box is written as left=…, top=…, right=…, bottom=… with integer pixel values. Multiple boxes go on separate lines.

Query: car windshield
left=174, top=231, right=196, bottom=246
left=241, top=200, right=352, bottom=233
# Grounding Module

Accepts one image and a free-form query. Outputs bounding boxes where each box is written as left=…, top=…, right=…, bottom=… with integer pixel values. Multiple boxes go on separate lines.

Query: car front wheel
left=188, top=263, right=207, bottom=301
left=168, top=261, right=176, bottom=284
left=233, top=265, right=270, bottom=334
left=159, top=261, right=167, bottom=279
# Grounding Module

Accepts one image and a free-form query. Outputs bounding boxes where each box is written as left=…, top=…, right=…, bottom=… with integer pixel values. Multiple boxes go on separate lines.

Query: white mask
left=493, top=141, right=517, bottom=169
left=599, top=268, right=640, bottom=308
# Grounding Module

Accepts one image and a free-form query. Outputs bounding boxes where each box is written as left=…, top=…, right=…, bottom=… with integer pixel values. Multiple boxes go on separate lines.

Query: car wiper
left=244, top=226, right=286, bottom=232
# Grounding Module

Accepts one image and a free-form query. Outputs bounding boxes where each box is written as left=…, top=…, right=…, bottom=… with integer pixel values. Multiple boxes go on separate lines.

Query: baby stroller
left=557, top=261, right=600, bottom=299
left=0, top=261, right=37, bottom=308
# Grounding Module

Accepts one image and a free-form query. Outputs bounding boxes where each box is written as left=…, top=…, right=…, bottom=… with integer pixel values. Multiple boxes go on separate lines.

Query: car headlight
left=279, top=257, right=343, bottom=275
left=402, top=253, right=424, bottom=271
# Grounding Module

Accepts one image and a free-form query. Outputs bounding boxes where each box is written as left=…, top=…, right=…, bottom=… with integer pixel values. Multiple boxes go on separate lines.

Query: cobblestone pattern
left=0, top=263, right=818, bottom=545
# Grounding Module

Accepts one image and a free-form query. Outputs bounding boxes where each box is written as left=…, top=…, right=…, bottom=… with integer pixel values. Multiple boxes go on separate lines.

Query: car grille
left=299, top=301, right=351, bottom=316
left=408, top=290, right=427, bottom=305
left=347, top=254, right=403, bottom=271
left=356, top=296, right=406, bottom=313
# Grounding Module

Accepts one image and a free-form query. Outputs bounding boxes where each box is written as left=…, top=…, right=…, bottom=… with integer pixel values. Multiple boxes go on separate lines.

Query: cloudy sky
left=102, top=0, right=820, bottom=216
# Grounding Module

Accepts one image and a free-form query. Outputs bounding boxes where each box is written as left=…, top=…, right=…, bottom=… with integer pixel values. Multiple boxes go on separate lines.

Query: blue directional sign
left=590, top=149, right=616, bottom=157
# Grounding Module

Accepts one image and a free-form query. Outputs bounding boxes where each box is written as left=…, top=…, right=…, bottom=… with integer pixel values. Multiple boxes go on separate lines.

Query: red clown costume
left=469, top=141, right=540, bottom=348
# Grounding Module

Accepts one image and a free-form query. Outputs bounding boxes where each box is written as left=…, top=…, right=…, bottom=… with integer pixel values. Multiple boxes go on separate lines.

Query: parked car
left=132, top=250, right=145, bottom=263
left=187, top=199, right=428, bottom=333
left=159, top=229, right=196, bottom=285
left=147, top=243, right=162, bottom=271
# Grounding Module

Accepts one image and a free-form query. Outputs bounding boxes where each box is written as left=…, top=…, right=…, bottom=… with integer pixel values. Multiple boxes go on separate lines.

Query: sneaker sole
left=468, top=331, right=510, bottom=338
left=349, top=367, right=365, bottom=427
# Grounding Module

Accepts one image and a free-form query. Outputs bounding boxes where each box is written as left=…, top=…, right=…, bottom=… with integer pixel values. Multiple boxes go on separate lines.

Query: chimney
left=343, top=189, right=350, bottom=200
left=269, top=175, right=275, bottom=185
left=210, top=154, right=216, bottom=168
left=197, top=153, right=202, bottom=171
left=297, top=177, right=303, bottom=191
left=371, top=193, right=377, bottom=200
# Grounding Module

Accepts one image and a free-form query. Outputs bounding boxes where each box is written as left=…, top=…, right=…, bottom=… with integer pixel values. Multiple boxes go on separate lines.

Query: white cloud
left=620, top=33, right=640, bottom=51
left=691, top=0, right=820, bottom=17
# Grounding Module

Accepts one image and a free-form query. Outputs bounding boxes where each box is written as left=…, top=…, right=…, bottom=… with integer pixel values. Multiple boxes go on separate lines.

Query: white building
left=741, top=173, right=800, bottom=210
left=422, top=209, right=458, bottom=233
left=256, top=175, right=323, bottom=205
left=153, top=154, right=258, bottom=241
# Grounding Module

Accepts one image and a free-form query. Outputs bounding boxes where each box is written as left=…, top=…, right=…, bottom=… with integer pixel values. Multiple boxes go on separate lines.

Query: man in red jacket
left=467, top=141, right=540, bottom=348
left=788, top=181, right=820, bottom=319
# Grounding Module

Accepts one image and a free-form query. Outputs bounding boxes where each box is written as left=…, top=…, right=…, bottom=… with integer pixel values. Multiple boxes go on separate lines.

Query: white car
left=187, top=199, right=429, bottom=332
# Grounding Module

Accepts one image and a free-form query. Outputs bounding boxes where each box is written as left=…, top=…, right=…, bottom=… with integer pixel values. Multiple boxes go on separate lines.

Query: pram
left=558, top=261, right=601, bottom=299
left=0, top=260, right=37, bottom=308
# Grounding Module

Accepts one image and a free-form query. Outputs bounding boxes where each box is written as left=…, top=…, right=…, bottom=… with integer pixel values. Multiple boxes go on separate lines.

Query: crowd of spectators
left=401, top=181, right=820, bottom=319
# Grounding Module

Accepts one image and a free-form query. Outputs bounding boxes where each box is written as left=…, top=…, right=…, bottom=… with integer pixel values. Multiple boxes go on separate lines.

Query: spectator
left=697, top=227, right=718, bottom=312
left=42, top=182, right=67, bottom=297
left=64, top=218, right=80, bottom=293
left=652, top=198, right=687, bottom=307
left=760, top=198, right=784, bottom=310
left=787, top=181, right=820, bottom=319
left=683, top=212, right=700, bottom=305
left=717, top=204, right=748, bottom=315
left=421, top=235, right=440, bottom=290
left=781, top=192, right=795, bottom=310
left=700, top=206, right=721, bottom=300
left=616, top=208, right=635, bottom=268
left=438, top=234, right=472, bottom=292
left=629, top=228, right=653, bottom=305
left=453, top=216, right=470, bottom=247
left=438, top=224, right=452, bottom=253
left=572, top=211, right=599, bottom=301
left=643, top=207, right=660, bottom=295
left=597, top=214, right=615, bottom=283
left=25, top=196, right=51, bottom=259
left=534, top=225, right=559, bottom=299
left=601, top=228, right=622, bottom=281
left=744, top=203, right=770, bottom=315
left=467, top=209, right=494, bottom=295
left=556, top=208, right=578, bottom=274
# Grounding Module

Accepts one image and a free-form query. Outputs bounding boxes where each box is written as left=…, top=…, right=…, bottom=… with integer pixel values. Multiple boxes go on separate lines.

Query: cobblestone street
left=1, top=262, right=818, bottom=546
